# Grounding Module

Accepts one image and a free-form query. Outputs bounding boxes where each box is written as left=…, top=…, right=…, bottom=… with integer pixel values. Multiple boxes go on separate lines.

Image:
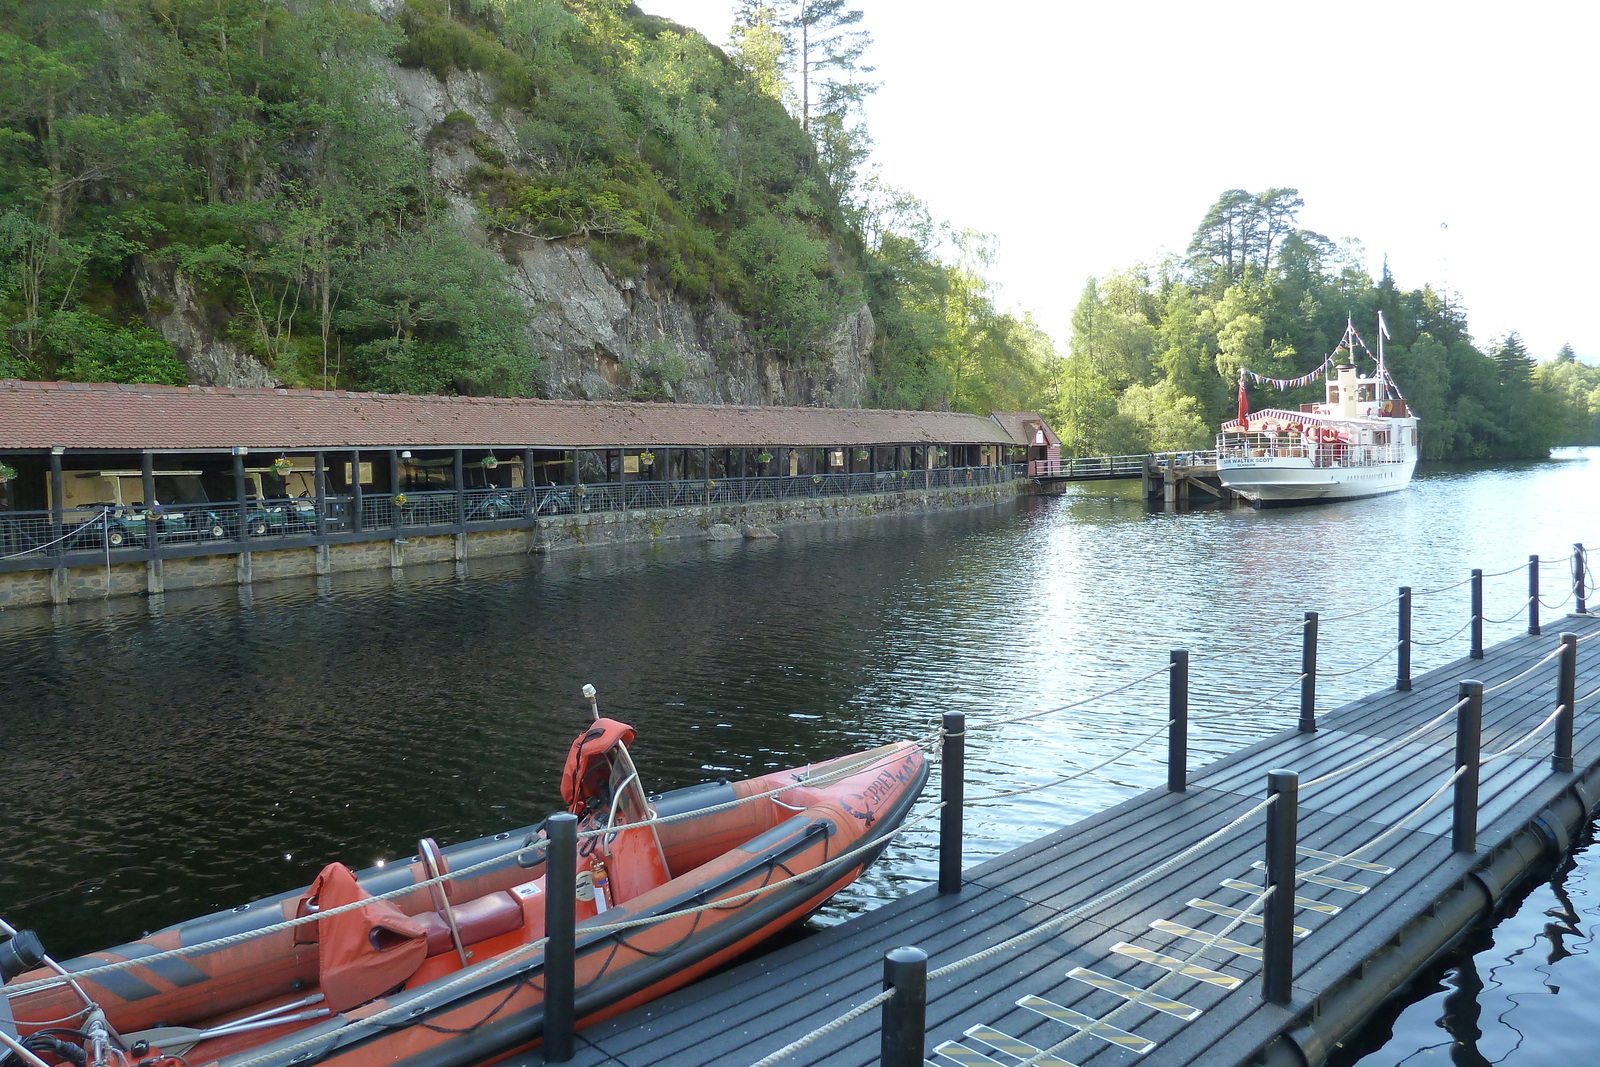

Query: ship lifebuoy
left=1380, top=401, right=1396, bottom=416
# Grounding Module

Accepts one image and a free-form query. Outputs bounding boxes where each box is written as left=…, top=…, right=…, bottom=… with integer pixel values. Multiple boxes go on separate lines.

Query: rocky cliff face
left=136, top=62, right=875, bottom=406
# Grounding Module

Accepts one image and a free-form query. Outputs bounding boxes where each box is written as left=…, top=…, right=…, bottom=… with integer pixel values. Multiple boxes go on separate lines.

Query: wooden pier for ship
left=1028, top=453, right=1244, bottom=509
left=542, top=603, right=1599, bottom=1067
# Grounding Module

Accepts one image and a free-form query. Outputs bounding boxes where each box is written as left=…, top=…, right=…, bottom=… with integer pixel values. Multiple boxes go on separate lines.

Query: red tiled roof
left=0, top=380, right=1037, bottom=451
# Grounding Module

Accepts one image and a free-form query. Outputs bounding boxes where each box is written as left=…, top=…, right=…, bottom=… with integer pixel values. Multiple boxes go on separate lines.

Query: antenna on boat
left=582, top=683, right=600, bottom=721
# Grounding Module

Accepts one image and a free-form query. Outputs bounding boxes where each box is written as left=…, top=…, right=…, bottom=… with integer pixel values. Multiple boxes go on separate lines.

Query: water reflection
left=0, top=453, right=1596, bottom=1065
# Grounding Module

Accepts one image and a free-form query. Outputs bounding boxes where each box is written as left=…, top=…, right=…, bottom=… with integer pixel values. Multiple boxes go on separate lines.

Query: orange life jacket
left=561, top=718, right=637, bottom=814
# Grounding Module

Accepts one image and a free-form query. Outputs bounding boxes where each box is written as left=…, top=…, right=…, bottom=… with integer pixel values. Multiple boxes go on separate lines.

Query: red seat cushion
left=417, top=891, right=526, bottom=957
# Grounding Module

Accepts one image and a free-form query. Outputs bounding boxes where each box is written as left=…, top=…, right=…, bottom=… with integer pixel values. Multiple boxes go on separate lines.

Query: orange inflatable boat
left=1, top=718, right=927, bottom=1067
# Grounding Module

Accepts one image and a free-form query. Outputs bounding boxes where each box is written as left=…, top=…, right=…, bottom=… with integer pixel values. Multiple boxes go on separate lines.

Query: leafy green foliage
left=1048, top=188, right=1595, bottom=458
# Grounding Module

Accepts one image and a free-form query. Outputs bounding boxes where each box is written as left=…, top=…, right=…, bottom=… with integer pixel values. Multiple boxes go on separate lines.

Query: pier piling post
left=939, top=712, right=965, bottom=894
left=1168, top=650, right=1189, bottom=793
left=544, top=812, right=577, bottom=1064
left=1263, top=770, right=1299, bottom=1005
left=1397, top=587, right=1413, bottom=692
left=881, top=947, right=928, bottom=1067
left=1300, top=613, right=1318, bottom=733
left=1529, top=556, right=1541, bottom=636
left=1577, top=544, right=1589, bottom=616
left=1554, top=634, right=1577, bottom=774
left=1470, top=570, right=1484, bottom=660
left=1453, top=682, right=1483, bottom=853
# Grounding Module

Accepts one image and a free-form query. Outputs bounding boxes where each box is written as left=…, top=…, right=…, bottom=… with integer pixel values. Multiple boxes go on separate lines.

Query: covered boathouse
left=0, top=380, right=1055, bottom=606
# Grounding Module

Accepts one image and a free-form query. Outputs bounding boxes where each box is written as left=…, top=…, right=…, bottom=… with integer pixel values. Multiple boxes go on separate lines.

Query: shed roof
left=0, top=380, right=1040, bottom=451
left=990, top=411, right=1059, bottom=448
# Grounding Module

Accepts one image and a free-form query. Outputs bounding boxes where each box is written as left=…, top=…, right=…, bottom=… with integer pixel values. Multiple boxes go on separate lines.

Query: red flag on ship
left=1237, top=374, right=1248, bottom=427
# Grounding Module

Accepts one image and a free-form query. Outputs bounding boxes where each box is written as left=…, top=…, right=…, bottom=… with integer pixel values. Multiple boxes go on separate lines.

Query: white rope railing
left=1300, top=699, right=1467, bottom=791
left=1480, top=596, right=1533, bottom=626
left=1483, top=643, right=1566, bottom=696
left=1320, top=640, right=1402, bottom=679
left=1410, top=615, right=1476, bottom=647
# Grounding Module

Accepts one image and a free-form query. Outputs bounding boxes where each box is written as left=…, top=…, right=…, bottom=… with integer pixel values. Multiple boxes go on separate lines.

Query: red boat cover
left=306, top=862, right=428, bottom=1012
left=561, top=718, right=636, bottom=814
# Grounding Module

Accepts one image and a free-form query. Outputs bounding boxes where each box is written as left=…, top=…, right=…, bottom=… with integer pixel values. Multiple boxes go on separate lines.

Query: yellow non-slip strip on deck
left=1219, top=879, right=1342, bottom=914
left=1186, top=899, right=1310, bottom=938
left=1150, top=919, right=1264, bottom=960
left=1017, top=994, right=1156, bottom=1053
left=1249, top=862, right=1371, bottom=893
left=1065, top=967, right=1202, bottom=1021
left=1294, top=846, right=1395, bottom=873
left=931, top=1025, right=1082, bottom=1066
left=1110, top=942, right=1244, bottom=989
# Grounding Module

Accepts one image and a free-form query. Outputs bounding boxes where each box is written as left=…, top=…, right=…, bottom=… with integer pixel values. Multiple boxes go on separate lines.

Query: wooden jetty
left=1027, top=452, right=1243, bottom=509
left=549, top=614, right=1600, bottom=1067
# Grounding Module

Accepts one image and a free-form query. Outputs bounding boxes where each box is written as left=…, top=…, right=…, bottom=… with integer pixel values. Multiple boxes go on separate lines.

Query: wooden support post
left=1554, top=634, right=1577, bottom=774
left=880, top=947, right=928, bottom=1067
left=1299, top=612, right=1318, bottom=733
left=1168, top=650, right=1189, bottom=793
left=544, top=812, right=577, bottom=1063
left=1454, top=681, right=1483, bottom=853
left=1397, top=587, right=1412, bottom=692
left=1470, top=569, right=1484, bottom=660
left=939, top=712, right=964, bottom=894
left=1529, top=555, right=1541, bottom=636
left=1577, top=544, right=1589, bottom=616
left=313, top=452, right=327, bottom=539
left=1263, top=770, right=1298, bottom=1005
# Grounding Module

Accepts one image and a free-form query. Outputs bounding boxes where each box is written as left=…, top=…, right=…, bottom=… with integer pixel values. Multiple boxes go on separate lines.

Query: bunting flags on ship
left=1244, top=357, right=1334, bottom=391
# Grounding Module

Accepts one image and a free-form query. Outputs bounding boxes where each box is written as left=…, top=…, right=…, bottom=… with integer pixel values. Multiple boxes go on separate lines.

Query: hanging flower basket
left=854, top=449, right=869, bottom=462
left=393, top=493, right=408, bottom=507
left=0, top=462, right=16, bottom=483
left=811, top=474, right=822, bottom=483
left=482, top=456, right=499, bottom=469
left=639, top=451, right=655, bottom=466
left=755, top=451, right=773, bottom=465
left=272, top=457, right=293, bottom=475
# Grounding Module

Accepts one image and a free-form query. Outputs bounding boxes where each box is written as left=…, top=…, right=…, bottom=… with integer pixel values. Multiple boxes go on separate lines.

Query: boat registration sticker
left=512, top=881, right=544, bottom=900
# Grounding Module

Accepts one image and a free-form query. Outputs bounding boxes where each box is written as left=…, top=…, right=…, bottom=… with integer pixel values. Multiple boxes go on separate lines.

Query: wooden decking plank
left=566, top=616, right=1600, bottom=1067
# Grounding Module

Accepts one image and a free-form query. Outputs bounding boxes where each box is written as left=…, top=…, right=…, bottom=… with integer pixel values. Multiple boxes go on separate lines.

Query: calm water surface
left=1, top=450, right=1596, bottom=1063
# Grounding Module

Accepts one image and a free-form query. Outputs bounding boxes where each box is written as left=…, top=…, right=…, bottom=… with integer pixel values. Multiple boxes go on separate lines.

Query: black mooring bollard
left=544, top=812, right=577, bottom=1064
left=1263, top=770, right=1299, bottom=1005
left=939, top=712, right=965, bottom=895
left=1529, top=556, right=1541, bottom=636
left=1453, top=681, right=1483, bottom=854
left=1168, top=650, right=1189, bottom=794
left=1577, top=544, right=1589, bottom=616
left=1299, top=612, right=1318, bottom=733
left=1555, top=634, right=1577, bottom=774
left=881, top=946, right=928, bottom=1067
left=1397, top=587, right=1413, bottom=692
left=1470, top=569, right=1484, bottom=660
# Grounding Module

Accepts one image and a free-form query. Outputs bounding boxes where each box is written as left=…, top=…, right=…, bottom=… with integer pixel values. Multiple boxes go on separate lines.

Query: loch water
left=1, top=450, right=1596, bottom=1064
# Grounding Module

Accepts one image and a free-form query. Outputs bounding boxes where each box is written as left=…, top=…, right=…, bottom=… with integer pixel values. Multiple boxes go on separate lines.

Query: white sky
left=641, top=0, right=1598, bottom=362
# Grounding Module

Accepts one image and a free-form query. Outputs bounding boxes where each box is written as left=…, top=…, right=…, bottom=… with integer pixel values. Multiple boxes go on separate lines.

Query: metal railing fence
left=0, top=466, right=1023, bottom=563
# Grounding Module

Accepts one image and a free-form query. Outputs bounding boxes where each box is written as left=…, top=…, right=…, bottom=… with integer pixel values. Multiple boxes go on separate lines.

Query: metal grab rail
left=1030, top=452, right=1214, bottom=478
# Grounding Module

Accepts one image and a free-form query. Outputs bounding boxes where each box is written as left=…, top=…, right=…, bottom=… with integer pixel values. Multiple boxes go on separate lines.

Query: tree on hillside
left=729, top=1, right=791, bottom=106
left=767, top=0, right=873, bottom=135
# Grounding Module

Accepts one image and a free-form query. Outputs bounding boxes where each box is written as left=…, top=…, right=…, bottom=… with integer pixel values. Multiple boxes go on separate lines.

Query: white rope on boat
left=4, top=744, right=926, bottom=997
left=226, top=806, right=947, bottom=1067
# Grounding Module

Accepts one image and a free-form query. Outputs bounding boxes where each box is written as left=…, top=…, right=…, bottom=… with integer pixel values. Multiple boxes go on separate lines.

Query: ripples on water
left=0, top=450, right=1595, bottom=1062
